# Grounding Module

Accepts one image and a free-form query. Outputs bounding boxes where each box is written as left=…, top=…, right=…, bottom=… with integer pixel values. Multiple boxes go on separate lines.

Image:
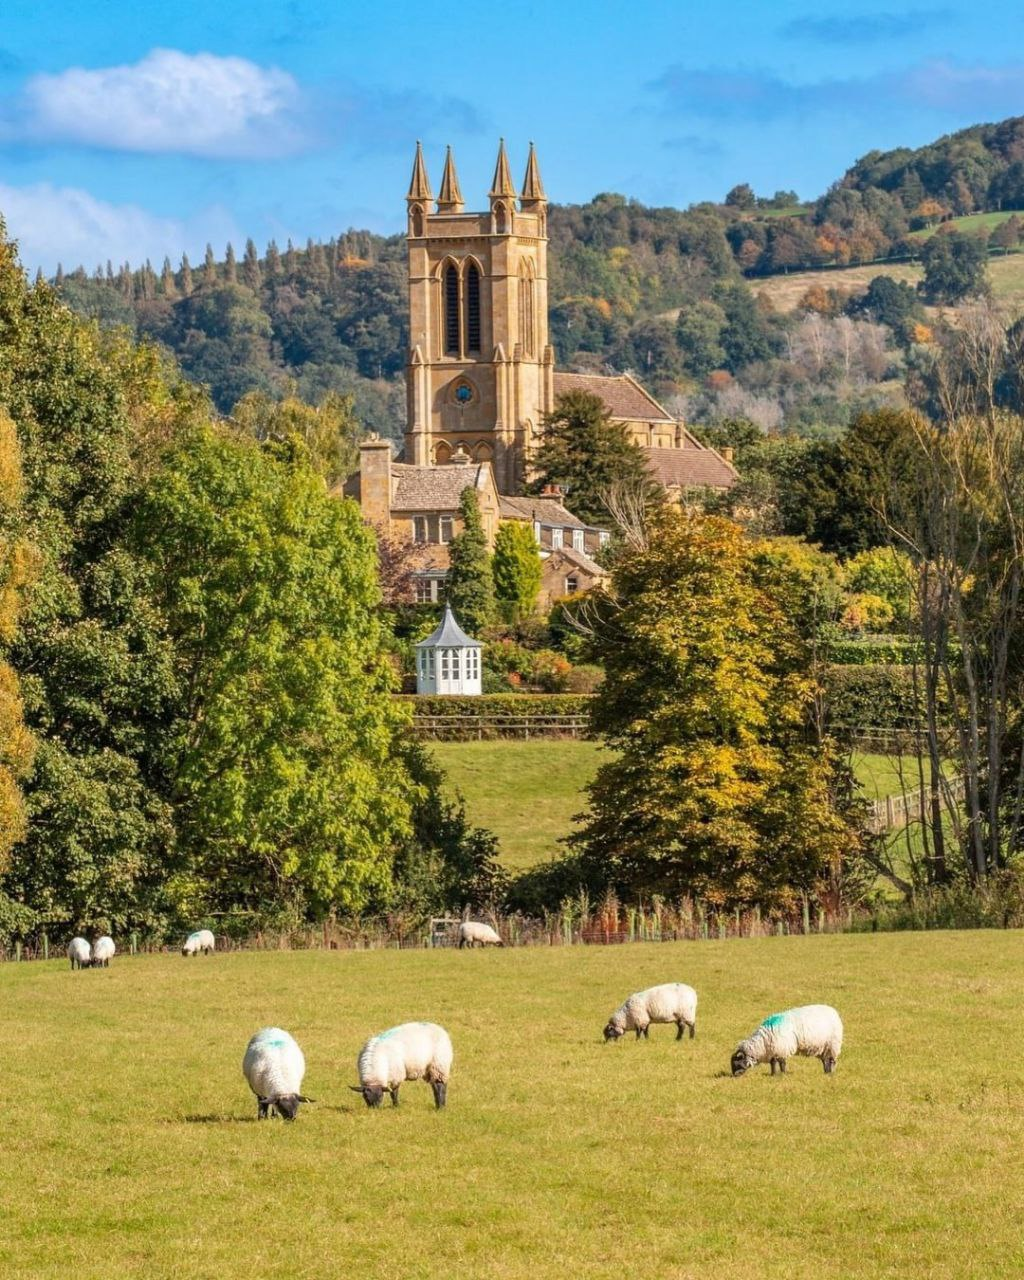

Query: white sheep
left=731, top=1004, right=844, bottom=1077
left=67, top=937, right=91, bottom=970
left=458, top=921, right=502, bottom=949
left=351, top=1022, right=453, bottom=1109
left=90, top=936, right=115, bottom=968
left=182, top=929, right=215, bottom=957
left=242, top=1027, right=311, bottom=1120
left=603, top=982, right=698, bottom=1042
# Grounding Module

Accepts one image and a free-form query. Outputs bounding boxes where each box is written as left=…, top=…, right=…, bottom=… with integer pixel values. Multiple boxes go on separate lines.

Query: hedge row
left=825, top=639, right=925, bottom=666
left=399, top=693, right=593, bottom=718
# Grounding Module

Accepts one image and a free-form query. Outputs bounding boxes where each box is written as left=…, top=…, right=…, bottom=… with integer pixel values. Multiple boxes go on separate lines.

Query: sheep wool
left=603, top=982, right=698, bottom=1041
left=67, top=937, right=91, bottom=970
left=731, top=1004, right=843, bottom=1076
left=353, top=1022, right=453, bottom=1109
left=91, top=936, right=115, bottom=968
left=242, top=1027, right=309, bottom=1120
left=458, top=921, right=502, bottom=949
left=182, top=929, right=215, bottom=956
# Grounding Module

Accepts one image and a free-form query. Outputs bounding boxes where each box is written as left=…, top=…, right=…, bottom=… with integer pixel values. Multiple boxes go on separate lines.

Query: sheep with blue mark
left=731, top=1005, right=843, bottom=1076
left=182, top=929, right=215, bottom=957
left=242, top=1027, right=311, bottom=1120
left=351, top=1022, right=453, bottom=1109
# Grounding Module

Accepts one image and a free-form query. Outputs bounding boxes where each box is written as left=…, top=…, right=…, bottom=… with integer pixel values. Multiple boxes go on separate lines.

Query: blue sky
left=2, top=0, right=1023, bottom=271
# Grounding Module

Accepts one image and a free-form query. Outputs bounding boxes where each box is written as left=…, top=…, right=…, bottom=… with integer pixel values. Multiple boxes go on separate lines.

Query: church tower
left=405, top=140, right=554, bottom=491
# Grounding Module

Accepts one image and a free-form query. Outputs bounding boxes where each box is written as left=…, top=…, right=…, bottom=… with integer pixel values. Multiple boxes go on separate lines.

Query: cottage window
left=415, top=577, right=434, bottom=603
left=565, top=575, right=579, bottom=594
left=572, top=528, right=584, bottom=552
left=414, top=515, right=429, bottom=544
left=599, top=530, right=610, bottom=547
left=551, top=527, right=564, bottom=549
left=439, top=515, right=453, bottom=544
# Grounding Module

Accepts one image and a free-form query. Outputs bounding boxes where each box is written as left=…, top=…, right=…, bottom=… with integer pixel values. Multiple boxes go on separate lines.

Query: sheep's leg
left=689, top=1020, right=696, bottom=1040
left=770, top=1059, right=777, bottom=1076
left=431, top=1080, right=447, bottom=1109
left=643, top=1025, right=650, bottom=1040
left=258, top=1098, right=269, bottom=1120
left=822, top=1053, right=836, bottom=1074
left=390, top=1086, right=400, bottom=1107
left=635, top=1027, right=643, bottom=1040
left=779, top=1058, right=787, bottom=1074
left=676, top=1020, right=684, bottom=1041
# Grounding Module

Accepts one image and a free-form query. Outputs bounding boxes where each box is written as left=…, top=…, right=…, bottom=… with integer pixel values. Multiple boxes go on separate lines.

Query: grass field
left=906, top=210, right=1024, bottom=240
left=431, top=741, right=931, bottom=869
left=4, top=933, right=1024, bottom=1278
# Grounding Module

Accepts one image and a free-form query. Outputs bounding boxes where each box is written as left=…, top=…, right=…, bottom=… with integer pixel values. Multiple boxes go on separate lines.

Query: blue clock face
left=455, top=384, right=472, bottom=404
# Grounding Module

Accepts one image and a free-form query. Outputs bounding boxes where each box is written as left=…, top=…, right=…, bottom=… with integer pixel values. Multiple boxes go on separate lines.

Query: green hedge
left=825, top=639, right=925, bottom=665
left=822, top=664, right=923, bottom=730
left=399, top=693, right=593, bottom=718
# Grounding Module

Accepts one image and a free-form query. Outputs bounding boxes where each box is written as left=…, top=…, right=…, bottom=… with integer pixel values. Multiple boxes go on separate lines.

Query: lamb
left=731, top=1004, right=843, bottom=1077
left=351, top=1022, right=453, bottom=1109
left=90, top=936, right=115, bottom=968
left=458, top=921, right=502, bottom=949
left=182, top=929, right=215, bottom=957
left=67, top=937, right=91, bottom=970
left=603, top=982, right=698, bottom=1042
left=242, top=1027, right=311, bottom=1120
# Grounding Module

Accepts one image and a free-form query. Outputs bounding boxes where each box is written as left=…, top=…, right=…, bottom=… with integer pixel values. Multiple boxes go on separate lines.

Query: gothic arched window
left=443, top=263, right=460, bottom=356
left=464, top=263, right=481, bottom=354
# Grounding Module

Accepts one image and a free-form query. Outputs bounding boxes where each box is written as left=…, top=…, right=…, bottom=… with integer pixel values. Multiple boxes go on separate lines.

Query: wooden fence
left=865, top=776, right=966, bottom=833
left=412, top=712, right=590, bottom=740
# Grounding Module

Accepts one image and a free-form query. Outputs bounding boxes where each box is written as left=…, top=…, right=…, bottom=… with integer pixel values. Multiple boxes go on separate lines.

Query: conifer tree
left=224, top=243, right=237, bottom=284
left=264, top=240, right=281, bottom=279
left=284, top=239, right=297, bottom=276
left=203, top=244, right=217, bottom=285
left=492, top=520, right=542, bottom=621
left=160, top=256, right=177, bottom=299
left=445, top=486, right=494, bottom=635
left=179, top=253, right=193, bottom=296
left=242, top=238, right=262, bottom=290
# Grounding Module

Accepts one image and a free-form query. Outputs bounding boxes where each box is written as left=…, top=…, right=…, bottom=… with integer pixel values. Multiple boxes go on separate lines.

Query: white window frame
left=572, top=528, right=584, bottom=552
left=565, top=575, right=579, bottom=594
left=551, top=527, right=564, bottom=549
left=598, top=530, right=610, bottom=547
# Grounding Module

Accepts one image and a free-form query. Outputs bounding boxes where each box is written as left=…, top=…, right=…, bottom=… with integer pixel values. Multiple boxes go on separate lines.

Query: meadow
left=4, top=932, right=1024, bottom=1279
left=431, top=740, right=931, bottom=869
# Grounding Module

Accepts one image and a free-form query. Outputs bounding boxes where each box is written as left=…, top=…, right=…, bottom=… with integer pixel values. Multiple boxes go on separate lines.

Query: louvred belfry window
left=465, top=264, right=481, bottom=354
left=444, top=264, right=459, bottom=356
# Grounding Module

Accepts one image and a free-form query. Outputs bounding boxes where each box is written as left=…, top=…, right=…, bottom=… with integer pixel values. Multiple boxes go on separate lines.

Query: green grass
left=907, top=210, right=1024, bottom=240
left=431, top=740, right=934, bottom=869
left=5, top=934, right=1024, bottom=1278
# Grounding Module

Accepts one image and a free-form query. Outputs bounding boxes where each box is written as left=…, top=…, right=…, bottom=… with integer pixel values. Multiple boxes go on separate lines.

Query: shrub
left=565, top=664, right=604, bottom=693
left=400, top=694, right=592, bottom=718
left=530, top=649, right=573, bottom=693
left=822, top=664, right=922, bottom=728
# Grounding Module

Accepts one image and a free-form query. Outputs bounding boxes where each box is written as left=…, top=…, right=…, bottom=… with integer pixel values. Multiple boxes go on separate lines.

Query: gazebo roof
left=416, top=603, right=482, bottom=649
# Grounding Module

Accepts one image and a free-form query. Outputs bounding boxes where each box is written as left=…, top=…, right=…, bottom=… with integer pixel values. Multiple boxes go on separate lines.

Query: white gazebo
left=415, top=603, right=482, bottom=695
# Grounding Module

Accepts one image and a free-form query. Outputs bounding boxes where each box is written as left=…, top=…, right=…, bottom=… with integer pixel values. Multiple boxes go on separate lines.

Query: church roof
left=437, top=146, right=464, bottom=211
left=499, top=494, right=588, bottom=529
left=552, top=372, right=676, bottom=424
left=520, top=142, right=546, bottom=203
left=489, top=138, right=516, bottom=199
left=644, top=445, right=738, bottom=491
left=406, top=141, right=433, bottom=202
left=390, top=462, right=490, bottom=512
left=416, top=602, right=482, bottom=649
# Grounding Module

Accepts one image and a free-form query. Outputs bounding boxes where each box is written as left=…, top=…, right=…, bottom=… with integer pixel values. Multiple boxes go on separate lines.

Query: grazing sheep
left=182, top=929, right=215, bottom=957
left=242, top=1027, right=310, bottom=1121
left=351, top=1022, right=453, bottom=1110
left=67, top=937, right=91, bottom=970
left=90, top=936, right=115, bottom=968
left=603, top=982, right=698, bottom=1042
left=458, top=921, right=502, bottom=949
left=731, top=1004, right=844, bottom=1077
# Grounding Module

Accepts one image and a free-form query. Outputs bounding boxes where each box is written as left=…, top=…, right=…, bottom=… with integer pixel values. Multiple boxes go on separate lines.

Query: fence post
left=802, top=898, right=810, bottom=935
left=130, top=931, right=138, bottom=956
left=42, top=932, right=49, bottom=961
left=14, top=940, right=21, bottom=962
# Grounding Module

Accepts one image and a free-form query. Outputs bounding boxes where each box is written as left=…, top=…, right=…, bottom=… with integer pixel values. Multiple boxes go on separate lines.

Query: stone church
left=402, top=139, right=737, bottom=495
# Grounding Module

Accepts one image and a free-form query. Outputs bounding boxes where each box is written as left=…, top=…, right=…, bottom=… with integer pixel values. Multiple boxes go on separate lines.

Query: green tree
left=231, top=388, right=362, bottom=486
left=492, top=520, right=542, bottom=621
left=676, top=301, right=726, bottom=378
left=920, top=231, right=988, bottom=304
left=573, top=509, right=866, bottom=909
left=242, top=238, right=262, bottom=291
left=528, top=390, right=659, bottom=526
left=135, top=426, right=415, bottom=920
left=445, top=486, right=494, bottom=636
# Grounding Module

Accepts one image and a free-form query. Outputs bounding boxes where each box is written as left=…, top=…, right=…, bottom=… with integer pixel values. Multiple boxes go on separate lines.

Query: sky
left=2, top=0, right=1024, bottom=272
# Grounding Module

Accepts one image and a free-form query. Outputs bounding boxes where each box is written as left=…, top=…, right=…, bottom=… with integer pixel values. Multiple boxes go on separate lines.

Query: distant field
left=754, top=251, right=1024, bottom=313
left=431, top=740, right=930, bottom=869
left=5, top=934, right=1024, bottom=1278
left=907, top=210, right=1024, bottom=240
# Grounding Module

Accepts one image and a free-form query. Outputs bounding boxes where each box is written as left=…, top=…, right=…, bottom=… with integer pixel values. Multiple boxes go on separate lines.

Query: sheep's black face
left=274, top=1094, right=301, bottom=1121
left=731, top=1050, right=754, bottom=1077
left=603, top=1022, right=623, bottom=1041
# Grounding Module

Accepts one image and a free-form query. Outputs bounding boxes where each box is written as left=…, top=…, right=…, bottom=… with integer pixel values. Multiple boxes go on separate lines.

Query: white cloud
left=21, top=48, right=306, bottom=158
left=0, top=181, right=240, bottom=274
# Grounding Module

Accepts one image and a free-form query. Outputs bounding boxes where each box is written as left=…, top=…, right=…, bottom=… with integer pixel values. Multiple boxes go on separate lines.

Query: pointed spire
left=520, top=142, right=546, bottom=206
left=406, top=141, right=433, bottom=204
left=437, top=146, right=464, bottom=212
left=489, top=138, right=516, bottom=200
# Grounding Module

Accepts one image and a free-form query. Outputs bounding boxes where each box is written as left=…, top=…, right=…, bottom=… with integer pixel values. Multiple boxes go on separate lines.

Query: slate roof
left=390, top=462, right=488, bottom=512
left=644, top=445, right=738, bottom=491
left=499, top=494, right=588, bottom=529
left=416, top=602, right=482, bottom=648
left=552, top=371, right=675, bottom=423
left=543, top=545, right=608, bottom=579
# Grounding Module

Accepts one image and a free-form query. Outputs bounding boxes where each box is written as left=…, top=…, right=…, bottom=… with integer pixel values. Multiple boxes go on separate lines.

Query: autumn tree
left=528, top=391, right=658, bottom=526
left=492, top=520, right=542, bottom=621
left=445, top=486, right=494, bottom=635
left=230, top=388, right=362, bottom=486
left=572, top=509, right=867, bottom=910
